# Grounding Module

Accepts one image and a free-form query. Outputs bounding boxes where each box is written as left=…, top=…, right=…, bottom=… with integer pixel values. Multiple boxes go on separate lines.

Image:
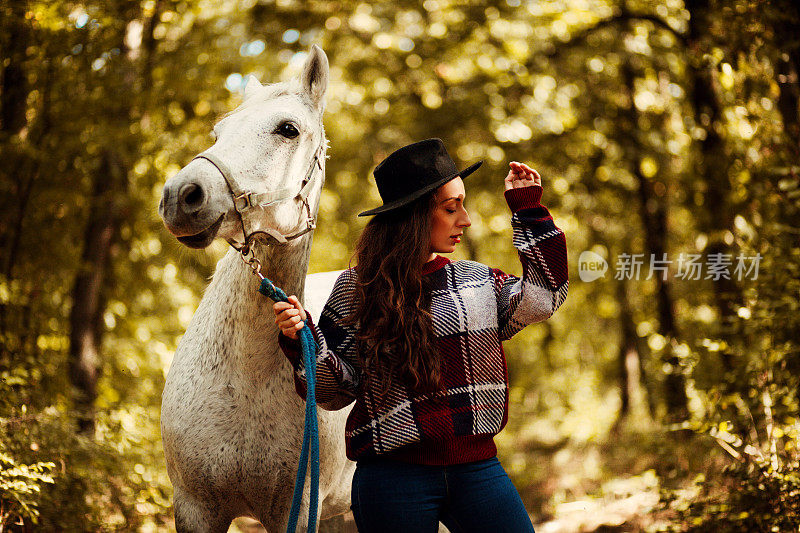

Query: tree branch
left=541, top=11, right=687, bottom=60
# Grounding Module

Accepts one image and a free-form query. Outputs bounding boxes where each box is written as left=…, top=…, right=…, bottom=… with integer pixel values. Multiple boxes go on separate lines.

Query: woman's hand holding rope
left=274, top=295, right=308, bottom=340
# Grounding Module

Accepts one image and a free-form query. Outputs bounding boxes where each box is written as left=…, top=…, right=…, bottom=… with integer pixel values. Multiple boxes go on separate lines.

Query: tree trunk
left=776, top=54, right=800, bottom=151
left=3, top=58, right=54, bottom=282
left=582, top=146, right=655, bottom=426
left=0, top=0, right=30, bottom=135
left=66, top=0, right=158, bottom=434
left=0, top=0, right=32, bottom=276
left=611, top=276, right=649, bottom=433
left=685, top=0, right=744, bottom=373
left=620, top=53, right=689, bottom=423
left=68, top=149, right=126, bottom=434
left=773, top=2, right=800, bottom=153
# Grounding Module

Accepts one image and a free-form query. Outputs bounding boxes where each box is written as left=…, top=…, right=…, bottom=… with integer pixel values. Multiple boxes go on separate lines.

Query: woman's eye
left=276, top=122, right=300, bottom=139
left=446, top=209, right=456, bottom=214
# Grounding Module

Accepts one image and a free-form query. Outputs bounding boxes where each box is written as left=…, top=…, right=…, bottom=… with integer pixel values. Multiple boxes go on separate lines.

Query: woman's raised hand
left=273, top=295, right=308, bottom=340
left=504, top=161, right=542, bottom=191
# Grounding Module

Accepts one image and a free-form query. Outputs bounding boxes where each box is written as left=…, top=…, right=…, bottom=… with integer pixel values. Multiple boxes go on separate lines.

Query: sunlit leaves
left=2, top=0, right=800, bottom=529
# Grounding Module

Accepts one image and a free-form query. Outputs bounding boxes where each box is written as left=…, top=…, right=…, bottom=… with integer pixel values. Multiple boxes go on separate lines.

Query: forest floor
left=227, top=423, right=729, bottom=533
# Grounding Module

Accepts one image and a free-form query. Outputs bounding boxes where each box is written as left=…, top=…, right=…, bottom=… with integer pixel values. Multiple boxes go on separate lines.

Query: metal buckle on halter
left=234, top=192, right=255, bottom=210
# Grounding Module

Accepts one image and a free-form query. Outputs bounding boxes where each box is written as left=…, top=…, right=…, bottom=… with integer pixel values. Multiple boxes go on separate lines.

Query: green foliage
left=0, top=438, right=55, bottom=528
left=1, top=0, right=798, bottom=530
left=659, top=436, right=800, bottom=531
left=1, top=387, right=172, bottom=530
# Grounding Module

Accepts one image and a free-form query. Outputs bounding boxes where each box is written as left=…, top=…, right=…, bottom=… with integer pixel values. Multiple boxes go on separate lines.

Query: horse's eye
left=276, top=122, right=299, bottom=139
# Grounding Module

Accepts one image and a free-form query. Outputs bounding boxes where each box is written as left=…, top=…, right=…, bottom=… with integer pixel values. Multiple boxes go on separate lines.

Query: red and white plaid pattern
left=278, top=185, right=569, bottom=465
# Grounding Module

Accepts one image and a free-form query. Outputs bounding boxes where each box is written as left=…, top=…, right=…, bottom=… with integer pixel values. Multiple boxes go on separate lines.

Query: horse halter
left=191, top=139, right=325, bottom=255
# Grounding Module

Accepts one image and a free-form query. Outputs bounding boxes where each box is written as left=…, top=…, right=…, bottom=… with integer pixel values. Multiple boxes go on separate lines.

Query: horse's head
left=159, top=45, right=329, bottom=249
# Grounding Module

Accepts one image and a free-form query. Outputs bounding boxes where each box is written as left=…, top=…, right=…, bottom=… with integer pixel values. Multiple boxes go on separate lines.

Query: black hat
left=358, top=138, right=483, bottom=217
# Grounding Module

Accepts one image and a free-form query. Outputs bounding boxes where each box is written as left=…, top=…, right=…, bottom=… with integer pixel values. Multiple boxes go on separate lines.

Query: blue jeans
left=350, top=455, right=536, bottom=532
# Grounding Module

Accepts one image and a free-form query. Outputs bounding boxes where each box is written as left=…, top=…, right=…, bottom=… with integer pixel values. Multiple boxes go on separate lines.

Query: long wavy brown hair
left=340, top=190, right=446, bottom=403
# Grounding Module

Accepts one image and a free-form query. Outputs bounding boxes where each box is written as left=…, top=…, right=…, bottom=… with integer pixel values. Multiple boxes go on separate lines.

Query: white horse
left=158, top=45, right=355, bottom=532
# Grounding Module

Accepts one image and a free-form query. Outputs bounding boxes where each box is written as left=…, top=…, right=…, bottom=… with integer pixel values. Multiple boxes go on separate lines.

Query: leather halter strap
left=192, top=140, right=324, bottom=249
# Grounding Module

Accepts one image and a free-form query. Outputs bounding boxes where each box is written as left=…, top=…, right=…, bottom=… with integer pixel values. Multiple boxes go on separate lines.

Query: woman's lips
left=451, top=235, right=461, bottom=243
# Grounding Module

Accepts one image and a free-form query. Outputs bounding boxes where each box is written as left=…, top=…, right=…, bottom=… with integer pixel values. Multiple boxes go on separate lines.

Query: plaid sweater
left=278, top=185, right=569, bottom=465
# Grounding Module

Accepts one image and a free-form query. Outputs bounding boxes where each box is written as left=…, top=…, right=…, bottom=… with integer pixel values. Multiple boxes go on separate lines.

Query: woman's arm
left=274, top=269, right=361, bottom=411
left=492, top=162, right=569, bottom=341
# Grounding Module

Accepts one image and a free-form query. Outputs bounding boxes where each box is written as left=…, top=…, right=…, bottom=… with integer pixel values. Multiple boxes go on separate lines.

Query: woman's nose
left=460, top=210, right=472, bottom=227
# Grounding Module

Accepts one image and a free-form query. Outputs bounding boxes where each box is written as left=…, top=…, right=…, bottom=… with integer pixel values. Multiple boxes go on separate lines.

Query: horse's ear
left=300, top=45, right=329, bottom=111
left=243, top=75, right=262, bottom=101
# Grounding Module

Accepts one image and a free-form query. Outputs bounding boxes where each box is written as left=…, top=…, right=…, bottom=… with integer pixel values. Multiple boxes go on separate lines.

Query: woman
left=273, top=138, right=568, bottom=532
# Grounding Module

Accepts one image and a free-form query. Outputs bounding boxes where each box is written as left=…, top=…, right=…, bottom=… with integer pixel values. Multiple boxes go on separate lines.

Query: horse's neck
left=206, top=236, right=312, bottom=383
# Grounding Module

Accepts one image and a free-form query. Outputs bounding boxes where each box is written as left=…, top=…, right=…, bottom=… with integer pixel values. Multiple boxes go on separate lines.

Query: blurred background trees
left=1, top=0, right=798, bottom=530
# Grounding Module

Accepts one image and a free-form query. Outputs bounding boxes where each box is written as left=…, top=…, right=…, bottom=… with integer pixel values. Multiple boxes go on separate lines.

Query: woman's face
left=430, top=177, right=471, bottom=255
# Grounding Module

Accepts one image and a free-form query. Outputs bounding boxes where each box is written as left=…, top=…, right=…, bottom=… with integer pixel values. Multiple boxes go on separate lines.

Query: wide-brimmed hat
left=358, top=138, right=483, bottom=217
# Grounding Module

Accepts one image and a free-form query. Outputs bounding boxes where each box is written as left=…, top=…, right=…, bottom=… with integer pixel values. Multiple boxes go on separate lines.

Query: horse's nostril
left=179, top=182, right=205, bottom=213
left=185, top=186, right=202, bottom=205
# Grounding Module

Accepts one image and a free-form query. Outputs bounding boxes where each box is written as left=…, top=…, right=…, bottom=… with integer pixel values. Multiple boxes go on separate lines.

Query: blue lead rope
left=258, top=277, right=320, bottom=533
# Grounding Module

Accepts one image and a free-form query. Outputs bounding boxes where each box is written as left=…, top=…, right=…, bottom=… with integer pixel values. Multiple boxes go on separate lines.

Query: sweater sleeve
left=277, top=269, right=361, bottom=411
left=491, top=185, right=569, bottom=341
